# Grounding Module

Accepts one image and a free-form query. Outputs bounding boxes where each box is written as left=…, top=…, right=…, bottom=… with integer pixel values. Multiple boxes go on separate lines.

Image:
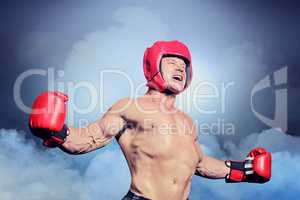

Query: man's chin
left=167, top=85, right=185, bottom=94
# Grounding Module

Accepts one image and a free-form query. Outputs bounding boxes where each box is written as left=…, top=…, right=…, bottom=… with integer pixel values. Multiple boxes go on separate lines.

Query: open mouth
left=172, top=75, right=183, bottom=81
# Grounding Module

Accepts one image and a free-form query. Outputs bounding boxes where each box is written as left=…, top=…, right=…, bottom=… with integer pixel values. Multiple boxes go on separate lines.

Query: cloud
left=222, top=128, right=300, bottom=159
left=1, top=128, right=299, bottom=200
left=63, top=6, right=169, bottom=93
left=58, top=6, right=169, bottom=126
left=5, top=4, right=299, bottom=200
left=177, top=40, right=273, bottom=142
left=84, top=147, right=131, bottom=199
left=0, top=129, right=130, bottom=200
left=0, top=129, right=90, bottom=200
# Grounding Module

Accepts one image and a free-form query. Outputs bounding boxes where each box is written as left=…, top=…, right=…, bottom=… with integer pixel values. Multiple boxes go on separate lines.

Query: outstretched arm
left=194, top=142, right=230, bottom=179
left=60, top=98, right=129, bottom=154
left=194, top=141, right=272, bottom=183
left=29, top=91, right=130, bottom=154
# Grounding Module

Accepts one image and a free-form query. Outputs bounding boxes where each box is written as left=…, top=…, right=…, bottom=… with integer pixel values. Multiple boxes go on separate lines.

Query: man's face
left=161, top=56, right=187, bottom=93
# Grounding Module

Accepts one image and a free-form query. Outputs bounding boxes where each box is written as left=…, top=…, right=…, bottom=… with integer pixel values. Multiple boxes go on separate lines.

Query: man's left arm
left=194, top=142, right=272, bottom=183
left=194, top=142, right=230, bottom=179
left=195, top=153, right=230, bottom=179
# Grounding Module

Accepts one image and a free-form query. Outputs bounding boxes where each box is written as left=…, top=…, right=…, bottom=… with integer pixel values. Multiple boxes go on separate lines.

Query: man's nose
left=176, top=65, right=185, bottom=72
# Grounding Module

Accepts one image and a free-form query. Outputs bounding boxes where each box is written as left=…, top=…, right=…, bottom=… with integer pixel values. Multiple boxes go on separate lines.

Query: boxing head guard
left=143, top=40, right=192, bottom=94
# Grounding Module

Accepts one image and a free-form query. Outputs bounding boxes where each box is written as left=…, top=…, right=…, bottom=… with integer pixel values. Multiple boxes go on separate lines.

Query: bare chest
left=120, top=111, right=199, bottom=168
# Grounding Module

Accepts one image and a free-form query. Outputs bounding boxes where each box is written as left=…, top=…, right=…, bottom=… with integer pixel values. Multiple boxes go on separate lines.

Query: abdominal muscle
left=130, top=159, right=193, bottom=200
left=118, top=131, right=199, bottom=200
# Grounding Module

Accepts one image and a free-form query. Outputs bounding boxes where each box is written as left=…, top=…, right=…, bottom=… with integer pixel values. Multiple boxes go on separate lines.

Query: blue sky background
left=0, top=1, right=299, bottom=199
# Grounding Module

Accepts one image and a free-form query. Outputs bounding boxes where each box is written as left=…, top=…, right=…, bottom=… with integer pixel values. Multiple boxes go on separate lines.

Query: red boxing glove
left=29, top=91, right=69, bottom=148
left=225, top=147, right=272, bottom=183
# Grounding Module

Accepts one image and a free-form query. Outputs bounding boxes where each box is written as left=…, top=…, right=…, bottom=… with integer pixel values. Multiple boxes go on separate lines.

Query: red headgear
left=143, top=40, right=192, bottom=93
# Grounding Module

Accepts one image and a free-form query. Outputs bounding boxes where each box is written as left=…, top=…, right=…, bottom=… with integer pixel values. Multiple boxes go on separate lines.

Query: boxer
left=29, top=41, right=271, bottom=200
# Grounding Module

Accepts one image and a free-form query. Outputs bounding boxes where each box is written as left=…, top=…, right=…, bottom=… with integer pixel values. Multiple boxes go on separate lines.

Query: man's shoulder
left=107, top=97, right=134, bottom=114
left=114, top=97, right=134, bottom=106
left=111, top=96, right=158, bottom=115
left=176, top=108, right=193, bottom=122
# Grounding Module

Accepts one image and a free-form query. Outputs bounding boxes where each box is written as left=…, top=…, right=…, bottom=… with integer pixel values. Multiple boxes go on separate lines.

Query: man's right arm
left=60, top=100, right=128, bottom=154
left=29, top=91, right=130, bottom=154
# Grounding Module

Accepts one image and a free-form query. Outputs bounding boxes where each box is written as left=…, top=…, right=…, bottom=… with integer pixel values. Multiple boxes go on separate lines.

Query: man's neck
left=145, top=89, right=176, bottom=110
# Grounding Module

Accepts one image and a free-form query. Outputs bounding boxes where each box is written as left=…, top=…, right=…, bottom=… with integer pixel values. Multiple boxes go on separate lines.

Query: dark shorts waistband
left=122, top=190, right=150, bottom=200
left=121, top=190, right=189, bottom=200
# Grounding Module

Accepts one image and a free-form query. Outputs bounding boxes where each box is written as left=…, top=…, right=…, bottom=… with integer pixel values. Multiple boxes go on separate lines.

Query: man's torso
left=116, top=97, right=201, bottom=200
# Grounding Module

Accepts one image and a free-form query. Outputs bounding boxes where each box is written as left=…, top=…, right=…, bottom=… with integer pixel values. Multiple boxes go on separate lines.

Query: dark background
left=0, top=0, right=299, bottom=137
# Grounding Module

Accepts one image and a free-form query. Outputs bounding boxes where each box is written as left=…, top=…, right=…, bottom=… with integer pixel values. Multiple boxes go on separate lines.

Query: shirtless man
left=29, top=41, right=271, bottom=200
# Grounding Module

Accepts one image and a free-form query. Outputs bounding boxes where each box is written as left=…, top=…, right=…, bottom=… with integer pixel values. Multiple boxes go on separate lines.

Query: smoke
left=0, top=129, right=130, bottom=200
left=56, top=6, right=170, bottom=127
left=3, top=3, right=299, bottom=200
left=0, top=129, right=90, bottom=200
left=1, top=128, right=299, bottom=200
left=84, top=148, right=130, bottom=199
